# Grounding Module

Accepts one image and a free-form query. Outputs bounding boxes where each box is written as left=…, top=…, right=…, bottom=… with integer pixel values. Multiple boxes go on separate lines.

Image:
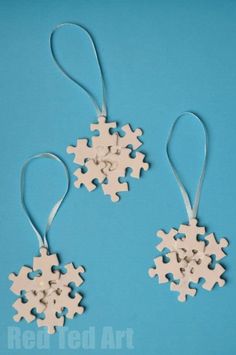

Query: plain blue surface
left=1, top=0, right=236, bottom=354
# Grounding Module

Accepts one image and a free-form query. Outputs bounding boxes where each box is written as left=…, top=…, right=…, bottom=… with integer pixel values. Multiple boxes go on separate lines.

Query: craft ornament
left=50, top=23, right=149, bottom=202
left=67, top=116, right=149, bottom=202
left=149, top=218, right=228, bottom=302
left=9, top=247, right=85, bottom=334
left=148, top=112, right=229, bottom=302
left=9, top=153, right=85, bottom=334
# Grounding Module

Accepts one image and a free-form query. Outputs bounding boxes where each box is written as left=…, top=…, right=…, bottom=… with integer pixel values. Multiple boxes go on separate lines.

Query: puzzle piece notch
left=148, top=252, right=186, bottom=284
left=13, top=291, right=45, bottom=323
left=156, top=228, right=178, bottom=252
left=204, top=233, right=228, bottom=261
left=74, top=160, right=106, bottom=191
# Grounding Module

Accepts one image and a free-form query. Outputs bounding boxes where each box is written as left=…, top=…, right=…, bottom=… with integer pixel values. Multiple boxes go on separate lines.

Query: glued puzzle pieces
left=67, top=116, right=149, bottom=202
left=148, top=218, right=228, bottom=302
left=9, top=247, right=85, bottom=334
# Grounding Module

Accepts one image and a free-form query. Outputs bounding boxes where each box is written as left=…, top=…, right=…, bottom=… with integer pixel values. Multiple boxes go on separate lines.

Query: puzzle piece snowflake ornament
left=149, top=112, right=229, bottom=301
left=9, top=153, right=85, bottom=333
left=67, top=116, right=149, bottom=201
left=50, top=23, right=149, bottom=202
left=149, top=218, right=228, bottom=302
left=9, top=248, right=85, bottom=334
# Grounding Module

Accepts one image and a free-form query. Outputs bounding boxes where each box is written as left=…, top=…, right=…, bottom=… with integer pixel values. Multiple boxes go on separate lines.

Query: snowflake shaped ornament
left=149, top=218, right=228, bottom=302
left=67, top=116, right=149, bottom=202
left=9, top=247, right=85, bottom=334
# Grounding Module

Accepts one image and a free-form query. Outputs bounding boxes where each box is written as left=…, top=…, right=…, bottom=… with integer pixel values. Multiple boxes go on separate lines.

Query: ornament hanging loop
left=20, top=153, right=70, bottom=250
left=166, top=111, right=208, bottom=221
left=50, top=22, right=107, bottom=117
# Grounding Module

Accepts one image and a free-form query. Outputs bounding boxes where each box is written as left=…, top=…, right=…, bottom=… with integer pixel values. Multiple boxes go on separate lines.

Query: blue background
left=0, top=0, right=236, bottom=354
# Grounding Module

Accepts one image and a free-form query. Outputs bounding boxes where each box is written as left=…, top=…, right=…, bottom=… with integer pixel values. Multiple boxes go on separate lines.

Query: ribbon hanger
left=166, top=112, right=208, bottom=221
left=50, top=22, right=107, bottom=118
left=21, top=153, right=70, bottom=249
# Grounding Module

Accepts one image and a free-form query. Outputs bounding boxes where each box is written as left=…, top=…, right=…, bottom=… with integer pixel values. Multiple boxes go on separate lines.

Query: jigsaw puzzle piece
left=170, top=275, right=197, bottom=302
left=102, top=171, right=128, bottom=202
left=60, top=263, right=85, bottom=287
left=37, top=294, right=64, bottom=334
left=148, top=252, right=186, bottom=284
left=177, top=218, right=205, bottom=253
left=118, top=124, right=143, bottom=149
left=204, top=233, right=228, bottom=261
left=67, top=139, right=95, bottom=165
left=9, top=266, right=33, bottom=295
left=13, top=291, right=45, bottom=323
left=74, top=160, right=106, bottom=191
left=189, top=256, right=226, bottom=291
left=156, top=228, right=178, bottom=252
left=91, top=116, right=117, bottom=148
left=33, top=248, right=60, bottom=290
left=108, top=148, right=149, bottom=178
left=56, top=286, right=84, bottom=319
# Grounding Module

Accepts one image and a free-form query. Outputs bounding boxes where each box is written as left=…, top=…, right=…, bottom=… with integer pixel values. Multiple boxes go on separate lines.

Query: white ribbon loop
left=166, top=112, right=208, bottom=221
left=50, top=22, right=107, bottom=118
left=20, top=153, right=70, bottom=249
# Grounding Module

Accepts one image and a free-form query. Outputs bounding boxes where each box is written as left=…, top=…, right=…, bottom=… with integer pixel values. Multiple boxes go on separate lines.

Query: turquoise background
left=0, top=0, right=236, bottom=354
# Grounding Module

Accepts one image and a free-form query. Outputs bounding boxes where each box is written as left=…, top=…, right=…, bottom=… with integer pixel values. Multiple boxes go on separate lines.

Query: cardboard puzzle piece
left=108, top=148, right=149, bottom=179
left=189, top=256, right=226, bottom=291
left=67, top=116, right=149, bottom=201
left=91, top=116, right=117, bottom=148
left=9, top=266, right=33, bottom=295
left=67, top=139, right=95, bottom=165
left=37, top=290, right=64, bottom=335
left=177, top=218, right=205, bottom=253
left=74, top=160, right=106, bottom=191
left=60, top=264, right=85, bottom=287
left=13, top=291, right=45, bottom=323
left=55, top=286, right=84, bottom=319
left=156, top=228, right=178, bottom=252
left=9, top=248, right=85, bottom=334
left=102, top=171, right=128, bottom=202
left=118, top=124, right=142, bottom=149
left=148, top=252, right=186, bottom=284
left=170, top=276, right=197, bottom=302
left=204, top=233, right=228, bottom=261
left=149, top=218, right=228, bottom=301
left=33, top=247, right=60, bottom=290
